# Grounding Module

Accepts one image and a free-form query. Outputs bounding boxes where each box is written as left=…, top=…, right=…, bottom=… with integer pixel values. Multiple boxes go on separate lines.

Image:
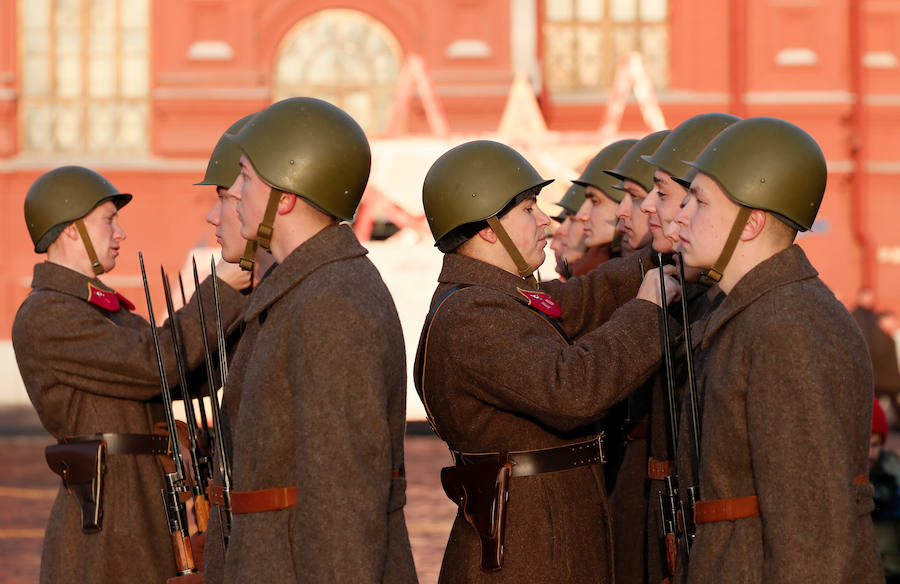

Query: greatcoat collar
left=242, top=223, right=367, bottom=322
left=699, top=244, right=819, bottom=348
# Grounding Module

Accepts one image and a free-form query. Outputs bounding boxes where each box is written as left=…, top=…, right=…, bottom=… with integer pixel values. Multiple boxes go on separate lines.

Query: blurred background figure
left=870, top=397, right=900, bottom=583
left=855, top=289, right=900, bottom=427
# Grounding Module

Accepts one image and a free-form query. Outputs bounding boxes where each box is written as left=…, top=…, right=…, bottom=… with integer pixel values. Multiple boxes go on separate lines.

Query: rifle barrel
left=193, top=258, right=233, bottom=544
left=161, top=268, right=212, bottom=507
left=658, top=253, right=679, bottom=456
left=677, top=255, right=702, bottom=473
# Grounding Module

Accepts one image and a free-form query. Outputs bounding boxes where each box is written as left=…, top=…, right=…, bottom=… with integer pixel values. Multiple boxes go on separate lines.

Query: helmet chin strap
left=239, top=240, right=257, bottom=272
left=486, top=216, right=538, bottom=288
left=698, top=206, right=751, bottom=287
left=256, top=188, right=282, bottom=252
left=75, top=218, right=104, bottom=276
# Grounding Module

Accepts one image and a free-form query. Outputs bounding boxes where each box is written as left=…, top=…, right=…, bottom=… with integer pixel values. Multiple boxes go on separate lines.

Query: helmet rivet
left=471, top=193, right=477, bottom=197
left=290, top=160, right=295, bottom=165
left=760, top=178, right=766, bottom=183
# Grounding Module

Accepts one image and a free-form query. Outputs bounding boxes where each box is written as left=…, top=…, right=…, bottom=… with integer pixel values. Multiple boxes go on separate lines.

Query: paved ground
left=0, top=406, right=457, bottom=583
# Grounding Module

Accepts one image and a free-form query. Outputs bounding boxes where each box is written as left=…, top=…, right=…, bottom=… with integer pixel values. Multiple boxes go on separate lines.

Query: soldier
left=415, top=139, right=680, bottom=583
left=198, top=114, right=276, bottom=280
left=605, top=130, right=670, bottom=256
left=607, top=113, right=740, bottom=584
left=548, top=182, right=589, bottom=279
left=672, top=117, right=883, bottom=582
left=570, top=139, right=638, bottom=276
left=11, top=166, right=249, bottom=584
left=203, top=97, right=417, bottom=583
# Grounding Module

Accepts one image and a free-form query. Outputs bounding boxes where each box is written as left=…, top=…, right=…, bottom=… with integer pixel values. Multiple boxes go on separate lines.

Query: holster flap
left=45, top=440, right=106, bottom=533
left=440, top=456, right=512, bottom=572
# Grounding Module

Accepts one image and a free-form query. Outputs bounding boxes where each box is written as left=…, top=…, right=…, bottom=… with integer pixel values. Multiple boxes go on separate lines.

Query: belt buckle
left=595, top=433, right=607, bottom=465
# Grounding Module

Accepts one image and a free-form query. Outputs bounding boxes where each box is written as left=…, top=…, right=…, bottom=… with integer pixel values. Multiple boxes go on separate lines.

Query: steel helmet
left=572, top=139, right=638, bottom=202
left=604, top=130, right=671, bottom=193
left=25, top=166, right=131, bottom=254
left=423, top=140, right=552, bottom=244
left=228, top=97, right=371, bottom=221
left=685, top=116, right=826, bottom=231
left=642, top=113, right=740, bottom=181
left=195, top=114, right=255, bottom=189
left=556, top=183, right=587, bottom=216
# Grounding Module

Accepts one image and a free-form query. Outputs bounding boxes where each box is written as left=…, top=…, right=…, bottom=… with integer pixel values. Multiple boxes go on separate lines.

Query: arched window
left=543, top=0, right=668, bottom=94
left=273, top=9, right=403, bottom=134
left=19, top=0, right=150, bottom=155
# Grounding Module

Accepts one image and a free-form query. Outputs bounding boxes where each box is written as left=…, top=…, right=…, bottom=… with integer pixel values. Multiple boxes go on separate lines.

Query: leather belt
left=647, top=457, right=673, bottom=480
left=207, top=484, right=298, bottom=514
left=452, top=435, right=606, bottom=478
left=63, top=433, right=169, bottom=456
left=695, top=474, right=867, bottom=524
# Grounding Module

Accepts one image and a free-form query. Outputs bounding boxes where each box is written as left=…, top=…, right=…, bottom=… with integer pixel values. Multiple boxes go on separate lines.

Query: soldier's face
left=498, top=195, right=551, bottom=271
left=581, top=186, right=617, bottom=248
left=81, top=200, right=125, bottom=272
left=642, top=170, right=687, bottom=254
left=615, top=180, right=652, bottom=253
left=206, top=183, right=245, bottom=263
left=663, top=193, right=693, bottom=248
left=676, top=172, right=741, bottom=270
left=235, top=154, right=271, bottom=242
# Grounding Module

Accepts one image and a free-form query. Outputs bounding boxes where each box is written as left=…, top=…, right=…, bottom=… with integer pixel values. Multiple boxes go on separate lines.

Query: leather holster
left=45, top=440, right=106, bottom=533
left=440, top=454, right=512, bottom=571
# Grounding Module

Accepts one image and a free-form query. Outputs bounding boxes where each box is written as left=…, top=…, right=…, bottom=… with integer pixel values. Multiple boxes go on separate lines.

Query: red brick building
left=0, top=0, right=898, bottom=338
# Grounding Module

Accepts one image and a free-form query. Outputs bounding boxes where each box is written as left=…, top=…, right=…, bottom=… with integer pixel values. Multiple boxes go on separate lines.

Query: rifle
left=161, top=267, right=213, bottom=532
left=656, top=252, right=681, bottom=577
left=193, top=257, right=233, bottom=547
left=138, top=252, right=196, bottom=576
left=677, top=254, right=701, bottom=556
left=178, top=271, right=211, bottom=445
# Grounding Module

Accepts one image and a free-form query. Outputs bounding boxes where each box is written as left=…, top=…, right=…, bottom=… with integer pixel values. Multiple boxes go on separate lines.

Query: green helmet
left=195, top=114, right=255, bottom=189
left=228, top=97, right=370, bottom=220
left=25, top=166, right=131, bottom=253
left=686, top=117, right=826, bottom=231
left=642, top=113, right=740, bottom=180
left=556, top=182, right=587, bottom=216
left=423, top=140, right=552, bottom=244
left=571, top=139, right=638, bottom=203
left=604, top=130, right=671, bottom=193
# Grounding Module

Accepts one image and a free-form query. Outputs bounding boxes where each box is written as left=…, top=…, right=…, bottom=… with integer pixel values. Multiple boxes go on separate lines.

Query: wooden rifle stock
left=138, top=253, right=197, bottom=575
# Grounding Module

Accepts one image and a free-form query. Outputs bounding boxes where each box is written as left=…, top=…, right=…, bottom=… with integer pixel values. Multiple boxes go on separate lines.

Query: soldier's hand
left=636, top=264, right=681, bottom=307
left=214, top=257, right=252, bottom=291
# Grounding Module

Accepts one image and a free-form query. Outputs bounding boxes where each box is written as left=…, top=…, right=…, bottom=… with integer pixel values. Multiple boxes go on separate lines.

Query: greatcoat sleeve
left=13, top=275, right=245, bottom=403
left=542, top=247, right=650, bottom=339
left=435, top=288, right=663, bottom=433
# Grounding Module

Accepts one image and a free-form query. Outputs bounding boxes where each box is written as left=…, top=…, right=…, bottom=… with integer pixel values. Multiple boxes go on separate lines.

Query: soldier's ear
left=62, top=222, right=80, bottom=241
left=477, top=225, right=498, bottom=244
left=276, top=192, right=297, bottom=215
left=741, top=209, right=767, bottom=242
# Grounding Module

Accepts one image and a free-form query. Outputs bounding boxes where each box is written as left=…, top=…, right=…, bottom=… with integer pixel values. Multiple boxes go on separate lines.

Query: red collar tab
left=517, top=287, right=563, bottom=318
left=87, top=283, right=133, bottom=312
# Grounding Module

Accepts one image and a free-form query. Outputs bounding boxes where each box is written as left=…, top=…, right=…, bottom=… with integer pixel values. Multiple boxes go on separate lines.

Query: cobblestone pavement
left=0, top=407, right=457, bottom=584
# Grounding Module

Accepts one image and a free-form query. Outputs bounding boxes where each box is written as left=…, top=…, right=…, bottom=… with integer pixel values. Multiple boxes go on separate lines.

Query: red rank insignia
left=86, top=283, right=134, bottom=312
left=517, top=287, right=563, bottom=318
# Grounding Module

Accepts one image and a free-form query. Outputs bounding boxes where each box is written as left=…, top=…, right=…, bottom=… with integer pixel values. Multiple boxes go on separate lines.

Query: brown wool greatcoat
left=11, top=261, right=245, bottom=584
left=674, top=245, right=883, bottom=583
left=205, top=225, right=416, bottom=584
left=416, top=249, right=664, bottom=583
